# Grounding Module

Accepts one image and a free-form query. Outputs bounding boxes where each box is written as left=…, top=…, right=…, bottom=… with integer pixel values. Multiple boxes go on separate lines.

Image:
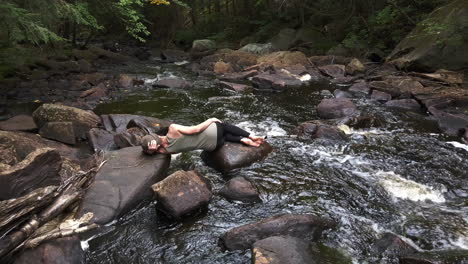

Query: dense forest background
left=0, top=0, right=460, bottom=77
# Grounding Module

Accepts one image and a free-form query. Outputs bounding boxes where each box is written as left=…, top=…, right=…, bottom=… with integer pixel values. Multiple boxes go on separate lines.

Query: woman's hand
left=209, top=118, right=222, bottom=123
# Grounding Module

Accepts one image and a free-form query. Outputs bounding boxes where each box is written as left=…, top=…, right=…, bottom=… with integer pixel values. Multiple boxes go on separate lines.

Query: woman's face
left=146, top=139, right=160, bottom=154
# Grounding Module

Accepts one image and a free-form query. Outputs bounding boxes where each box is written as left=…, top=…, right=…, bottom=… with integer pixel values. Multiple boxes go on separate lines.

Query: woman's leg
left=219, top=123, right=261, bottom=147
left=221, top=123, right=265, bottom=142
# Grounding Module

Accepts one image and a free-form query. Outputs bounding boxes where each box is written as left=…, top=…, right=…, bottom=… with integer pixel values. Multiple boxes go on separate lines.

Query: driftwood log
left=0, top=154, right=106, bottom=261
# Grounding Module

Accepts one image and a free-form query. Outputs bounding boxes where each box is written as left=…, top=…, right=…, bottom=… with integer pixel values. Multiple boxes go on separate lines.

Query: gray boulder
left=192, top=39, right=216, bottom=53
left=252, top=236, right=315, bottom=264
left=371, top=90, right=392, bottom=102
left=152, top=170, right=212, bottom=218
left=220, top=214, right=336, bottom=250
left=428, top=107, right=468, bottom=136
left=219, top=81, right=251, bottom=93
left=294, top=121, right=348, bottom=141
left=77, top=147, right=170, bottom=224
left=240, top=43, right=275, bottom=55
left=317, top=98, right=358, bottom=119
left=0, top=115, right=37, bottom=132
left=348, top=82, right=370, bottom=95
left=39, top=122, right=77, bottom=145
left=318, top=64, right=346, bottom=79
left=14, top=236, right=85, bottom=264
left=219, top=176, right=260, bottom=202
left=0, top=148, right=62, bottom=200
left=33, top=104, right=100, bottom=139
left=87, top=128, right=118, bottom=152
left=346, top=58, right=366, bottom=75
left=251, top=72, right=303, bottom=91
left=201, top=142, right=273, bottom=173
left=387, top=0, right=468, bottom=71
left=101, top=114, right=171, bottom=134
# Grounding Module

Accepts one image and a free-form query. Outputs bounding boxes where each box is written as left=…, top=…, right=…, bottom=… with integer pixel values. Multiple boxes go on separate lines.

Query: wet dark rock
left=0, top=115, right=37, bottom=132
left=199, top=50, right=258, bottom=72
left=320, top=90, right=334, bottom=99
left=385, top=99, right=421, bottom=112
left=113, top=127, right=146, bottom=149
left=317, top=98, right=358, bottom=119
left=220, top=70, right=259, bottom=81
left=251, top=72, right=303, bottom=91
left=0, top=148, right=61, bottom=200
left=334, top=89, right=352, bottom=98
left=80, top=83, right=107, bottom=99
left=399, top=249, right=468, bottom=264
left=369, top=77, right=424, bottom=97
left=13, top=236, right=85, bottom=264
left=371, top=233, right=419, bottom=259
left=0, top=131, right=86, bottom=162
left=33, top=104, right=100, bottom=139
left=294, top=121, right=348, bottom=141
left=318, top=64, right=346, bottom=78
left=219, top=81, right=251, bottom=93
left=219, top=176, right=260, bottom=202
left=371, top=90, right=392, bottom=102
left=39, top=122, right=77, bottom=145
left=154, top=78, right=193, bottom=89
left=101, top=114, right=171, bottom=134
left=201, top=142, right=273, bottom=173
left=77, top=59, right=92, bottom=73
left=413, top=94, right=455, bottom=110
left=152, top=170, right=212, bottom=218
left=342, top=115, right=384, bottom=129
left=252, top=236, right=315, bottom=264
left=220, top=214, right=336, bottom=250
left=428, top=107, right=468, bottom=136
left=87, top=128, right=118, bottom=152
left=77, top=147, right=170, bottom=224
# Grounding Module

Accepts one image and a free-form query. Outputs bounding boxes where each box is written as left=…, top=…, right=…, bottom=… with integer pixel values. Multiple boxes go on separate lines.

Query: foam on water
left=450, top=236, right=468, bottom=249
left=376, top=171, right=446, bottom=203
left=447, top=141, right=468, bottom=152
left=236, top=119, right=287, bottom=137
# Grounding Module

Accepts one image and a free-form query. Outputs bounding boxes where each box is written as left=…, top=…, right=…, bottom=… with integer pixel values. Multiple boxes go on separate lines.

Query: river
left=84, top=61, right=468, bottom=263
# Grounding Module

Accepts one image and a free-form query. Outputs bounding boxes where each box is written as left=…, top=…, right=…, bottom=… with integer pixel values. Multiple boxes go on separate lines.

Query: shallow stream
left=85, top=61, right=468, bottom=263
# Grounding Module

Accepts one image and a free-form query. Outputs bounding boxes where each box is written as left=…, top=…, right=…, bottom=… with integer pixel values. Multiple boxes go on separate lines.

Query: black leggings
left=215, top=123, right=250, bottom=148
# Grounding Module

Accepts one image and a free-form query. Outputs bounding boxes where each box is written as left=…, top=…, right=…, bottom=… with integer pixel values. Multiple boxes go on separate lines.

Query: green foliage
left=115, top=0, right=150, bottom=42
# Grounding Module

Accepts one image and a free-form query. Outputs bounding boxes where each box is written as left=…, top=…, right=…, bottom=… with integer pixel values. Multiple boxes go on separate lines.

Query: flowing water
left=85, top=62, right=468, bottom=263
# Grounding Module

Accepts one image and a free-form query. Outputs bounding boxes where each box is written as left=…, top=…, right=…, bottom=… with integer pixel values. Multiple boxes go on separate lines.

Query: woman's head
left=141, top=134, right=162, bottom=155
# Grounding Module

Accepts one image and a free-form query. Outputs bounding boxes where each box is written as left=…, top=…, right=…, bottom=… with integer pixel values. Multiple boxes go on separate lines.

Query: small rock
left=39, top=122, right=77, bottom=145
left=317, top=98, right=358, bottom=119
left=240, top=43, right=275, bottom=55
left=160, top=49, right=190, bottom=63
left=318, top=64, right=346, bottom=78
left=219, top=81, right=250, bottom=93
left=385, top=99, right=421, bottom=111
left=251, top=72, right=302, bottom=91
left=0, top=115, right=37, bottom=132
left=320, top=90, right=334, bottom=99
left=118, top=74, right=134, bottom=89
left=201, top=142, right=273, bottom=173
left=294, top=121, right=348, bottom=141
left=192, top=39, right=216, bottom=53
left=346, top=58, right=366, bottom=75
left=220, top=214, right=336, bottom=250
left=79, top=83, right=107, bottom=99
left=152, top=170, right=212, bottom=218
left=252, top=236, right=315, bottom=264
left=219, top=176, right=260, bottom=202
left=371, top=90, right=392, bottom=102
left=214, top=61, right=233, bottom=74
left=371, top=233, right=419, bottom=259
left=101, top=114, right=171, bottom=133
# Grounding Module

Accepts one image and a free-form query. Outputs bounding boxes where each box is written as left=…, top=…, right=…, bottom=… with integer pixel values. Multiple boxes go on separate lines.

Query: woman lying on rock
left=141, top=118, right=266, bottom=155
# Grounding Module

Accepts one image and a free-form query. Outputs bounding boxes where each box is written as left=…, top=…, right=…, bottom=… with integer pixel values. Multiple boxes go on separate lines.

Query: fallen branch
left=25, top=223, right=99, bottom=249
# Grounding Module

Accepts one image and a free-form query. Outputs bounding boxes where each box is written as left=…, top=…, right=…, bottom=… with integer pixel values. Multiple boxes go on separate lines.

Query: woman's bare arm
left=170, top=118, right=221, bottom=135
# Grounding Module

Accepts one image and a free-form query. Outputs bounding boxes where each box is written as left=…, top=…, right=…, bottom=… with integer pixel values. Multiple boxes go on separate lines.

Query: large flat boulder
left=14, top=236, right=85, bottom=264
left=33, top=104, right=100, bottom=139
left=387, top=0, right=468, bottom=71
left=0, top=148, right=62, bottom=200
left=0, top=115, right=37, bottom=132
left=201, top=142, right=273, bottom=173
left=220, top=214, right=336, bottom=250
left=317, top=98, right=358, bottom=119
left=39, top=122, right=77, bottom=145
left=76, top=147, right=170, bottom=224
left=252, top=236, right=315, bottom=264
left=152, top=170, right=212, bottom=218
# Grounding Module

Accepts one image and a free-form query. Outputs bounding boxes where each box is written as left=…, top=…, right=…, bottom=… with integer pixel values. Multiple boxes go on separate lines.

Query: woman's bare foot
left=241, top=138, right=260, bottom=147
left=249, top=135, right=266, bottom=144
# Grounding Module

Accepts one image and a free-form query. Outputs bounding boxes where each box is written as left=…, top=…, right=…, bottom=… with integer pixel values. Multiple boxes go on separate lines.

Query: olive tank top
left=165, top=123, right=218, bottom=153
